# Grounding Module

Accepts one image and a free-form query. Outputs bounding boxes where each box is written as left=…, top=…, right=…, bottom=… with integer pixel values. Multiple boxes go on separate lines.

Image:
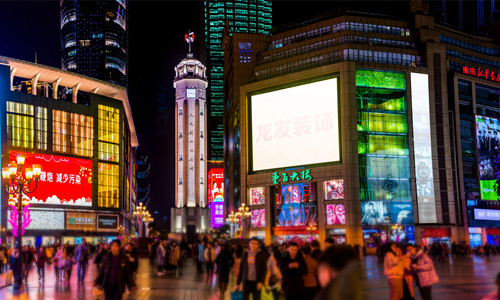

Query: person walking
left=280, top=242, right=308, bottom=300
left=264, top=246, right=282, bottom=300
left=65, top=250, right=76, bottom=282
left=9, top=245, right=22, bottom=287
left=205, top=242, right=216, bottom=280
left=235, top=237, right=268, bottom=300
left=407, top=245, right=439, bottom=300
left=35, top=246, right=47, bottom=281
left=384, top=243, right=405, bottom=300
left=169, top=241, right=180, bottom=275
left=232, top=244, right=244, bottom=282
left=302, top=244, right=318, bottom=300
left=94, top=239, right=136, bottom=300
left=198, top=241, right=206, bottom=274
left=156, top=240, right=166, bottom=276
left=22, top=245, right=35, bottom=283
left=310, top=240, right=322, bottom=261
left=125, top=242, right=139, bottom=275
left=215, top=243, right=234, bottom=296
left=0, top=247, right=5, bottom=274
left=75, top=238, right=89, bottom=283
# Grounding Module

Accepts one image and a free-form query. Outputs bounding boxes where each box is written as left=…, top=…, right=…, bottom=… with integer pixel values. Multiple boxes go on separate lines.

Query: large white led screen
left=250, top=78, right=340, bottom=171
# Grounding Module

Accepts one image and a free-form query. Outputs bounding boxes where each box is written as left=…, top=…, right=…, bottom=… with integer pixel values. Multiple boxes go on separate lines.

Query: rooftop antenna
left=185, top=31, right=194, bottom=54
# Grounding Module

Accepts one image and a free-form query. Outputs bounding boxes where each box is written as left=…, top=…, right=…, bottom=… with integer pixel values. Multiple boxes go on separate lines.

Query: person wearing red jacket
left=36, top=246, right=47, bottom=281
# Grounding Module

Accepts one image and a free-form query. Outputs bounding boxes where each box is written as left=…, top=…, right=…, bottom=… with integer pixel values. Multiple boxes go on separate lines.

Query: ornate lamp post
left=226, top=211, right=239, bottom=238
left=133, top=202, right=148, bottom=237
left=117, top=225, right=125, bottom=239
left=235, top=203, right=251, bottom=239
left=142, top=212, right=153, bottom=238
left=1, top=153, right=41, bottom=288
left=306, top=223, right=317, bottom=242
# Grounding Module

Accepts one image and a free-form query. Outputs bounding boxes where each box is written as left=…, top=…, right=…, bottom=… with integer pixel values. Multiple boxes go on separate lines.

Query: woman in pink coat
left=407, top=245, right=439, bottom=300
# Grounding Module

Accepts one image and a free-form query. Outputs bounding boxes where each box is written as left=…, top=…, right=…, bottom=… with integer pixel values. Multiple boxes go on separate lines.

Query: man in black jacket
left=280, top=242, right=308, bottom=300
left=94, top=239, right=136, bottom=300
left=235, top=237, right=267, bottom=300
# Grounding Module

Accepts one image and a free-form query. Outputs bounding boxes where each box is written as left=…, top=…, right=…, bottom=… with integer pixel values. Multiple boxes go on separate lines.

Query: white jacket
left=383, top=251, right=404, bottom=279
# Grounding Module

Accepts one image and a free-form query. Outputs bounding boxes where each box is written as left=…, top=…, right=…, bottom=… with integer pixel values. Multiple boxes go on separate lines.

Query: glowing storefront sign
left=271, top=169, right=312, bottom=185
left=474, top=208, right=500, bottom=221
left=10, top=151, right=92, bottom=206
left=411, top=73, right=436, bottom=223
left=462, top=66, right=500, bottom=83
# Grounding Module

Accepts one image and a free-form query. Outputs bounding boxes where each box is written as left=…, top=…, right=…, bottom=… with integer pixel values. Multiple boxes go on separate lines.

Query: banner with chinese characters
left=462, top=66, right=500, bottom=83
left=210, top=198, right=225, bottom=228
left=66, top=212, right=95, bottom=231
left=272, top=169, right=312, bottom=185
left=10, top=151, right=92, bottom=206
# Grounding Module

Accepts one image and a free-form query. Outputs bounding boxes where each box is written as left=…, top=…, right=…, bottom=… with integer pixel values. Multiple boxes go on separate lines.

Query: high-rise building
left=171, top=35, right=210, bottom=238
left=202, top=0, right=272, bottom=161
left=60, top=0, right=128, bottom=88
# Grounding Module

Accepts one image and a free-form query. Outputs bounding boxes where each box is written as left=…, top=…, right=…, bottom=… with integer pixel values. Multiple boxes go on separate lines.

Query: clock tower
left=171, top=32, right=210, bottom=235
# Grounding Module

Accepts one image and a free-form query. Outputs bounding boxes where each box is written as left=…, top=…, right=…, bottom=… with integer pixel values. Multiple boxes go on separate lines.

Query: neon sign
left=272, top=169, right=312, bottom=185
left=462, top=66, right=500, bottom=82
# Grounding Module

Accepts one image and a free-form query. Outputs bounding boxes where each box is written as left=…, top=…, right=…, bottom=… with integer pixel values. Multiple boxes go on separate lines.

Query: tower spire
left=185, top=31, right=195, bottom=54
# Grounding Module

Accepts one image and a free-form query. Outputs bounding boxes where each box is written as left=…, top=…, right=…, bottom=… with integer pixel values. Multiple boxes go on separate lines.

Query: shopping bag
left=230, top=291, right=243, bottom=300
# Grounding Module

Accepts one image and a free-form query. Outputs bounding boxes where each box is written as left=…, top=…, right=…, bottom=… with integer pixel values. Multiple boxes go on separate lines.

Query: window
left=35, top=107, right=47, bottom=150
left=53, top=110, right=94, bottom=157
left=6, top=102, right=34, bottom=149
left=98, top=142, right=119, bottom=162
left=98, top=163, right=119, bottom=208
left=98, top=105, right=120, bottom=143
left=98, top=105, right=120, bottom=162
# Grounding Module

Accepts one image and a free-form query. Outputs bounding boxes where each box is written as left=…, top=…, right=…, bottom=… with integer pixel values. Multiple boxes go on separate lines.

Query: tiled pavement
left=0, top=254, right=498, bottom=299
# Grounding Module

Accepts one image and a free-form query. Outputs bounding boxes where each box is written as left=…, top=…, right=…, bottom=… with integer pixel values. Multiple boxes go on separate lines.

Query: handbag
left=230, top=291, right=243, bottom=300
left=92, top=286, right=104, bottom=299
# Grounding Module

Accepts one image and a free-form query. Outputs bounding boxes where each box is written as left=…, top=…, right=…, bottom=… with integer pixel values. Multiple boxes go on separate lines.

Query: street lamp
left=142, top=212, right=153, bottom=238
left=1, top=153, right=41, bottom=288
left=226, top=211, right=239, bottom=238
left=133, top=202, right=149, bottom=237
left=235, top=203, right=251, bottom=239
left=306, top=223, right=317, bottom=242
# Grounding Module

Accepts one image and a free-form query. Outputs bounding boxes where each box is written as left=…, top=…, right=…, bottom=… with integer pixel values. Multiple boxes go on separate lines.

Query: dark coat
left=36, top=251, right=47, bottom=267
left=94, top=252, right=136, bottom=295
left=280, top=252, right=308, bottom=297
left=236, top=250, right=267, bottom=285
left=215, top=248, right=234, bottom=283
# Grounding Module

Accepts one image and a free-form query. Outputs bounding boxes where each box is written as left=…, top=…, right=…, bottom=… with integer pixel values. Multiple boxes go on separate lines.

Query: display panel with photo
left=251, top=209, right=265, bottom=228
left=324, top=180, right=344, bottom=200
left=326, top=204, right=345, bottom=225
left=361, top=201, right=390, bottom=225
left=250, top=187, right=265, bottom=205
left=274, top=183, right=317, bottom=227
left=475, top=115, right=500, bottom=200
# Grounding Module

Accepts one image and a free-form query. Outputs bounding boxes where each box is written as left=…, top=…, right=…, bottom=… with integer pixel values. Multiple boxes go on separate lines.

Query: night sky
left=0, top=0, right=362, bottom=227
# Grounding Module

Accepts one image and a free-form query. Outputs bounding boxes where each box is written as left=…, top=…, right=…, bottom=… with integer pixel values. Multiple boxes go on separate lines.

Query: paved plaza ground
left=0, top=254, right=498, bottom=299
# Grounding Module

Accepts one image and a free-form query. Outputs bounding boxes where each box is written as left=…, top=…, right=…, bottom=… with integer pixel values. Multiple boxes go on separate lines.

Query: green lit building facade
left=203, top=0, right=272, bottom=161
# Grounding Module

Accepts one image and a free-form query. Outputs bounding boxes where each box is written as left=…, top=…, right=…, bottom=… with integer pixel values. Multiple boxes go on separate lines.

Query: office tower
left=203, top=0, right=272, bottom=161
left=60, top=0, right=128, bottom=87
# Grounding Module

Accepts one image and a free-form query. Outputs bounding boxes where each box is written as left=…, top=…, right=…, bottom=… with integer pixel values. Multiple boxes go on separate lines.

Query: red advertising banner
left=10, top=151, right=92, bottom=206
left=486, top=228, right=500, bottom=235
left=421, top=228, right=450, bottom=238
left=208, top=168, right=224, bottom=207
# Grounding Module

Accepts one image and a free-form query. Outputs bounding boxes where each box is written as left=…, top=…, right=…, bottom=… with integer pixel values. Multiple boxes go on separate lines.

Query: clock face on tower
left=186, top=88, right=196, bottom=98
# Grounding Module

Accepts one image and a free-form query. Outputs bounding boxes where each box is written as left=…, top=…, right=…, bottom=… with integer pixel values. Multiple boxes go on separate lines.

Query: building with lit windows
left=0, top=56, right=139, bottom=246
left=60, top=0, right=128, bottom=87
left=202, top=0, right=272, bottom=162
left=223, top=2, right=500, bottom=246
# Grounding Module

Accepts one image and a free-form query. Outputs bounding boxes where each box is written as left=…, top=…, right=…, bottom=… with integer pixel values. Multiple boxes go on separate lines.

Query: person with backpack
left=75, top=238, right=89, bottom=283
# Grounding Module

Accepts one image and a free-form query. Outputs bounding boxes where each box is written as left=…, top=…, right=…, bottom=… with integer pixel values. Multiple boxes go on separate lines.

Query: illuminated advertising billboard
left=475, top=116, right=500, bottom=200
left=10, top=151, right=92, bottom=206
left=324, top=180, right=344, bottom=200
left=207, top=168, right=224, bottom=207
left=210, top=198, right=225, bottom=228
left=249, top=187, right=265, bottom=205
left=250, top=77, right=340, bottom=171
left=326, top=204, right=345, bottom=225
left=97, top=214, right=118, bottom=231
left=274, top=183, right=317, bottom=227
left=411, top=73, right=437, bottom=223
left=361, top=201, right=414, bottom=226
left=251, top=209, right=265, bottom=228
left=8, top=210, right=65, bottom=230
